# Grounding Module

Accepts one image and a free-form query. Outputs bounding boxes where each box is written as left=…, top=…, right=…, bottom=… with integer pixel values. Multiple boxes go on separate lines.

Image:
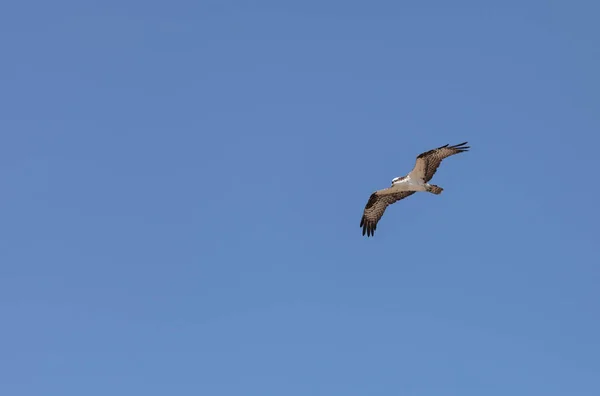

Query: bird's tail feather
left=428, top=185, right=443, bottom=195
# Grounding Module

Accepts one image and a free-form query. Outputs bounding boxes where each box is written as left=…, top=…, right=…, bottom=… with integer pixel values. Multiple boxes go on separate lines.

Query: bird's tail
left=428, top=184, right=443, bottom=195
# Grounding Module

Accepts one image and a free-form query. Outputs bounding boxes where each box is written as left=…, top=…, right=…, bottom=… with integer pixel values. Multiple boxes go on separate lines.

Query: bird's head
left=391, top=176, right=403, bottom=185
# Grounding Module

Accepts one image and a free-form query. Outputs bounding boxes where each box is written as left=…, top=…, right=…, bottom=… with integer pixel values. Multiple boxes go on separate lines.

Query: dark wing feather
left=409, top=141, right=469, bottom=182
left=360, top=190, right=415, bottom=237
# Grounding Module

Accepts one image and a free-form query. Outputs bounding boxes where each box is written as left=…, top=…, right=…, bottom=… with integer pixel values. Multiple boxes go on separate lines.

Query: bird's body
left=390, top=175, right=433, bottom=192
left=360, top=142, right=469, bottom=237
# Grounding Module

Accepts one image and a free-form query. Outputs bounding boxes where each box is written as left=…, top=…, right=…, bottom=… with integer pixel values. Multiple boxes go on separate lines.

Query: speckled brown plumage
left=360, top=190, right=415, bottom=237
left=411, top=142, right=469, bottom=182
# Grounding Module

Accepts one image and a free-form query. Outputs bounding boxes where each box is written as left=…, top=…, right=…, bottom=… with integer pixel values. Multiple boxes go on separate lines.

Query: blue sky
left=1, top=1, right=599, bottom=395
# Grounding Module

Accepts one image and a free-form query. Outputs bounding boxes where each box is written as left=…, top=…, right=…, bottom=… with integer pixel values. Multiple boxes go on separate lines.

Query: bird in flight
left=360, top=141, right=470, bottom=237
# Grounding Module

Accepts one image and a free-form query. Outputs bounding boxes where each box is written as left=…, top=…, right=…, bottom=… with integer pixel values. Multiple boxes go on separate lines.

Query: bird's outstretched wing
left=408, top=142, right=469, bottom=182
left=360, top=190, right=415, bottom=237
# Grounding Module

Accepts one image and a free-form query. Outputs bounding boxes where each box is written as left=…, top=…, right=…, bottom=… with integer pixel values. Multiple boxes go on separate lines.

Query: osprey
left=360, top=141, right=469, bottom=237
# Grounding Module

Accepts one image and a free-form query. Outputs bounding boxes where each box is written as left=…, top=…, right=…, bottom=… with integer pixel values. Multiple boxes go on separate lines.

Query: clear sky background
left=1, top=1, right=599, bottom=395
